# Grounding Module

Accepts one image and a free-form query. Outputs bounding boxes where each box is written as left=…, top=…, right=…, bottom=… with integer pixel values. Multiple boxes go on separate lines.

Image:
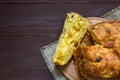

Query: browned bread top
left=73, top=21, right=120, bottom=80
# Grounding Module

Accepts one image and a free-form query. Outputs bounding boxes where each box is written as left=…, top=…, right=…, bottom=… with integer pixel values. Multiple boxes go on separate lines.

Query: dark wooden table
left=0, top=0, right=119, bottom=80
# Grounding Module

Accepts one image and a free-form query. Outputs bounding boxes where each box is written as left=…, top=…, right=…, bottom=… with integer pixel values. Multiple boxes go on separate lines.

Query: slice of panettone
left=53, top=12, right=91, bottom=66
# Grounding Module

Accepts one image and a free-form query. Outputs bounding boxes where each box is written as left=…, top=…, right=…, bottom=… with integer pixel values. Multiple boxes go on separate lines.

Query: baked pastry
left=92, top=21, right=120, bottom=53
left=74, top=21, right=120, bottom=80
left=74, top=45, right=120, bottom=80
left=53, top=12, right=91, bottom=66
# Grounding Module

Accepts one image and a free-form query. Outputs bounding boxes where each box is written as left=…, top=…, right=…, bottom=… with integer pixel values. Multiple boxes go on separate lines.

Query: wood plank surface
left=0, top=0, right=120, bottom=3
left=0, top=1, right=119, bottom=80
left=0, top=4, right=119, bottom=27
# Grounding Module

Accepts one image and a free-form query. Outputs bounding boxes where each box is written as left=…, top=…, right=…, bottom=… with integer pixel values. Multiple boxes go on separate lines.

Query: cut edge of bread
left=53, top=12, right=91, bottom=66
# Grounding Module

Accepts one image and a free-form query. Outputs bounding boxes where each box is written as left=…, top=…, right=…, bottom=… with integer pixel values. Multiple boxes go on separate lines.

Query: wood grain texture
left=0, top=4, right=119, bottom=27
left=0, top=1, right=119, bottom=80
left=0, top=0, right=120, bottom=3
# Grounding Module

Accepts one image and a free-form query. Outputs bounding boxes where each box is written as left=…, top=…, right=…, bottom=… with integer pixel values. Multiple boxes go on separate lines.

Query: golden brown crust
left=74, top=21, right=120, bottom=80
left=74, top=45, right=120, bottom=80
left=93, top=21, right=120, bottom=54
